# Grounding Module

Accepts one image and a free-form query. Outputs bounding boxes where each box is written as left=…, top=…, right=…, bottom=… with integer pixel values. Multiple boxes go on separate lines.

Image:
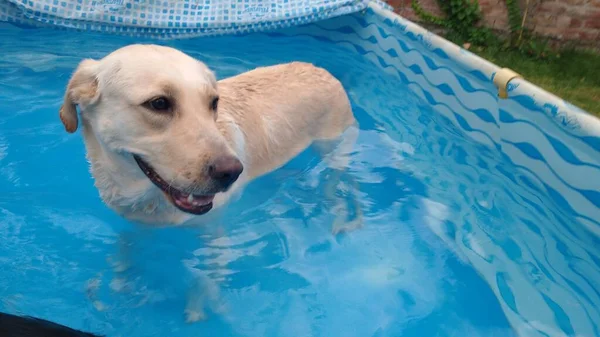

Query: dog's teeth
left=187, top=194, right=194, bottom=203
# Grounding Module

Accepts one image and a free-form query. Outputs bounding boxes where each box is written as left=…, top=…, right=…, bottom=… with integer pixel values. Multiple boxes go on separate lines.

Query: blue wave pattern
left=269, top=5, right=600, bottom=337
left=323, top=9, right=600, bottom=221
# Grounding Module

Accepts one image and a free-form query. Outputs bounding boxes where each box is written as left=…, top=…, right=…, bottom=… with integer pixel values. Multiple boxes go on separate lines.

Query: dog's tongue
left=172, top=194, right=214, bottom=209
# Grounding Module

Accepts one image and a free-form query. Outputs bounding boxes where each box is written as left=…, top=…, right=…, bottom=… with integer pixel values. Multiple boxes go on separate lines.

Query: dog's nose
left=208, top=156, right=243, bottom=190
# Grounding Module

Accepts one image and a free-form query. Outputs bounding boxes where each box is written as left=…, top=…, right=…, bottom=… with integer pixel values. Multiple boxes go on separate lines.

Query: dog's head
left=59, top=44, right=243, bottom=216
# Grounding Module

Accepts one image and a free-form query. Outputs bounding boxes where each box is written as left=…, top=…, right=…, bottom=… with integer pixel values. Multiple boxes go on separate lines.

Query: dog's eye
left=210, top=96, right=219, bottom=111
left=146, top=97, right=171, bottom=111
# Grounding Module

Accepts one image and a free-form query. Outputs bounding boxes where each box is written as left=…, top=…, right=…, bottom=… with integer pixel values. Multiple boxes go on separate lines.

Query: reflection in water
left=0, top=22, right=597, bottom=337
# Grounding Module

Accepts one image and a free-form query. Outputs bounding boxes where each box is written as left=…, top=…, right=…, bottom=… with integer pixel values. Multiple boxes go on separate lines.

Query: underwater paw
left=184, top=309, right=207, bottom=323
left=331, top=201, right=363, bottom=235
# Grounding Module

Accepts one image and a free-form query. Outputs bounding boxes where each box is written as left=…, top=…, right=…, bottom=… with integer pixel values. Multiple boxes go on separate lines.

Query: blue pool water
left=0, top=22, right=599, bottom=337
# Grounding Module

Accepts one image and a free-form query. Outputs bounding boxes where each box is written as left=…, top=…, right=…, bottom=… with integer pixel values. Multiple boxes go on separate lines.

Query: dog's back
left=0, top=312, right=102, bottom=337
left=218, top=61, right=355, bottom=179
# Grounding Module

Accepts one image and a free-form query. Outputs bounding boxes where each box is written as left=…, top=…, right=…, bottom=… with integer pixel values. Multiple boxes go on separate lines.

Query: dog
left=59, top=44, right=361, bottom=322
left=59, top=44, right=358, bottom=227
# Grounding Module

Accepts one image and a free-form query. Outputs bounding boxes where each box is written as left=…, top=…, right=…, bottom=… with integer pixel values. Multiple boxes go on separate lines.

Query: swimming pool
left=1, top=1, right=600, bottom=337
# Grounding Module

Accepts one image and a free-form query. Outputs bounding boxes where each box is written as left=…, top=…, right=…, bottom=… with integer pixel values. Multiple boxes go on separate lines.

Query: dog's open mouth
left=133, top=155, right=214, bottom=215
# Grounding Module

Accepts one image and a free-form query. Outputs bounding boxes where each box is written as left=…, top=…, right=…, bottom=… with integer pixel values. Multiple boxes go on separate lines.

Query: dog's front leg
left=184, top=268, right=227, bottom=323
left=106, top=230, right=136, bottom=295
left=314, top=125, right=363, bottom=235
left=184, top=278, right=207, bottom=323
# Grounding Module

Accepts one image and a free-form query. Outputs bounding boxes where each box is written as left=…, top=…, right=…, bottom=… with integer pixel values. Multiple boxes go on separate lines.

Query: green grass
left=473, top=47, right=600, bottom=116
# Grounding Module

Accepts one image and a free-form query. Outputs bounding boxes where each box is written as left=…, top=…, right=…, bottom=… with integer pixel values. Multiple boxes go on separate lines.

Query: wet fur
left=59, top=44, right=357, bottom=226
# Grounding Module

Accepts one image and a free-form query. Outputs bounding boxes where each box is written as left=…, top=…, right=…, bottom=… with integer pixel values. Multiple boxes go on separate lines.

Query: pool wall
left=2, top=1, right=600, bottom=336
left=293, top=2, right=600, bottom=226
left=283, top=3, right=600, bottom=337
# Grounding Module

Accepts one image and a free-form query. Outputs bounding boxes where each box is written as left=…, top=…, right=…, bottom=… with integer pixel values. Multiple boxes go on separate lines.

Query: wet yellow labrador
left=60, top=44, right=363, bottom=321
left=60, top=44, right=359, bottom=228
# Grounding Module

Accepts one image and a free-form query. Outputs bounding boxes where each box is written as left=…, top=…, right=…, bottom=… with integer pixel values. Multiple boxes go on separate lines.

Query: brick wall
left=386, top=0, right=600, bottom=46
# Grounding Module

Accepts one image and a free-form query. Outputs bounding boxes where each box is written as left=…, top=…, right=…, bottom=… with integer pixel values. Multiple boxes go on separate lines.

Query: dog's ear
left=59, top=59, right=100, bottom=133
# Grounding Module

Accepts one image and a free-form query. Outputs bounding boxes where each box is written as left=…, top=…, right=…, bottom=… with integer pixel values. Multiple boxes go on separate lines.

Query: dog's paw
left=184, top=309, right=206, bottom=323
left=109, top=277, right=130, bottom=293
left=330, top=198, right=363, bottom=236
left=331, top=214, right=363, bottom=236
